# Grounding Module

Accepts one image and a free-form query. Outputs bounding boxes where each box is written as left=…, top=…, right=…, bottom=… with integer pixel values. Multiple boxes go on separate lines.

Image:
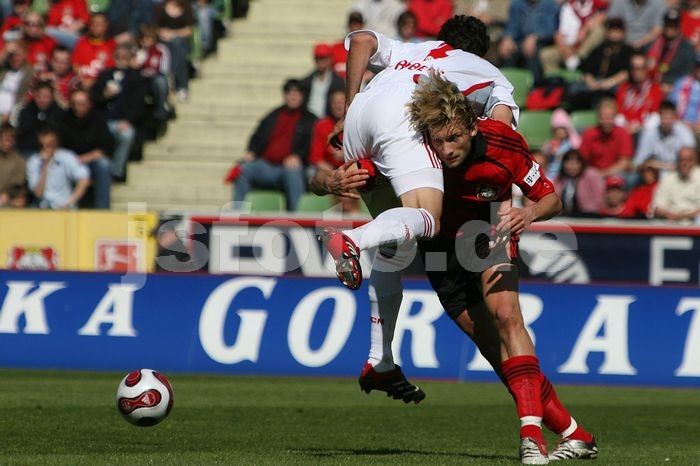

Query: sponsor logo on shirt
left=524, top=162, right=541, bottom=187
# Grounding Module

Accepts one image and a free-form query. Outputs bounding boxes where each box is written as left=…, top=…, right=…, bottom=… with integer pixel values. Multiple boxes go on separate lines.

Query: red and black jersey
left=440, top=118, right=555, bottom=238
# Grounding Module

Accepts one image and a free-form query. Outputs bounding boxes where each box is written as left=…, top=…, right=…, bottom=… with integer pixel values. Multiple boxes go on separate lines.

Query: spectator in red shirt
left=72, top=13, right=116, bottom=89
left=599, top=175, right=628, bottom=217
left=615, top=52, right=663, bottom=136
left=233, top=79, right=317, bottom=211
left=0, top=0, right=31, bottom=51
left=330, top=11, right=365, bottom=79
left=134, top=25, right=171, bottom=122
left=579, top=98, right=633, bottom=177
left=619, top=161, right=659, bottom=218
left=46, top=0, right=90, bottom=49
left=34, top=46, right=79, bottom=109
left=681, top=0, right=700, bottom=54
left=21, top=12, right=57, bottom=72
left=407, top=0, right=453, bottom=38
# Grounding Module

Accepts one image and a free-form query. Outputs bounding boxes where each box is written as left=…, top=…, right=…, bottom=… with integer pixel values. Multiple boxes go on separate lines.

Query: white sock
left=367, top=266, right=403, bottom=372
left=561, top=417, right=578, bottom=438
left=565, top=55, right=580, bottom=71
left=345, top=207, right=435, bottom=251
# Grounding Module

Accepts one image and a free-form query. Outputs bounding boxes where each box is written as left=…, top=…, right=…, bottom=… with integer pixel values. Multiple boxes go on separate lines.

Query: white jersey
left=345, top=30, right=519, bottom=123
left=342, top=30, right=519, bottom=197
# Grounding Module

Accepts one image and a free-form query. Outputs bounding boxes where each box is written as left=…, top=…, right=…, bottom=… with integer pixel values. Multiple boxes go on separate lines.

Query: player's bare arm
left=497, top=192, right=562, bottom=236
left=490, top=103, right=515, bottom=127
left=308, top=161, right=369, bottom=198
left=328, top=32, right=378, bottom=148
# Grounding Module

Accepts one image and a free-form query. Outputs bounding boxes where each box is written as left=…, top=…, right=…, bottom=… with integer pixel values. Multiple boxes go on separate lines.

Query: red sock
left=541, top=376, right=593, bottom=442
left=502, top=355, right=544, bottom=442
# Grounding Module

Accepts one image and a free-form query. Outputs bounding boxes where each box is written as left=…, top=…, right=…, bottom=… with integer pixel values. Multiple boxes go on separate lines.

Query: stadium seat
left=571, top=110, right=597, bottom=132
left=88, top=0, right=111, bottom=13
left=244, top=191, right=286, bottom=213
left=545, top=69, right=583, bottom=83
left=31, top=0, right=48, bottom=14
left=296, top=194, right=337, bottom=213
left=501, top=68, right=533, bottom=108
left=518, top=111, right=553, bottom=149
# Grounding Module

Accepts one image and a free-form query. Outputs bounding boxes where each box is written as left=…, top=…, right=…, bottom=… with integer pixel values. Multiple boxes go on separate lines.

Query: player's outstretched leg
left=319, top=227, right=363, bottom=290
left=321, top=207, right=436, bottom=290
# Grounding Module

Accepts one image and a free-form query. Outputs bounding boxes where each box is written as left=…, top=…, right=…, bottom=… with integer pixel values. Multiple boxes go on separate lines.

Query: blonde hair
left=407, top=71, right=477, bottom=134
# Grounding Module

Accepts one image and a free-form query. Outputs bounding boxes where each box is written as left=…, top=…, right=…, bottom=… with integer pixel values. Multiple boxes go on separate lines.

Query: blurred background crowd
left=0, top=0, right=698, bottom=223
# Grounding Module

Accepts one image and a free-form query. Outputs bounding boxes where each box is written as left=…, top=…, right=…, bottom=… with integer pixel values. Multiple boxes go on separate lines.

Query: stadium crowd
left=229, top=0, right=699, bottom=223
left=0, top=0, right=236, bottom=210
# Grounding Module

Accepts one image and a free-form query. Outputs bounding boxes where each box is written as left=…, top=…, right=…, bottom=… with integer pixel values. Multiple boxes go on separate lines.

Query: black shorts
left=419, top=233, right=517, bottom=320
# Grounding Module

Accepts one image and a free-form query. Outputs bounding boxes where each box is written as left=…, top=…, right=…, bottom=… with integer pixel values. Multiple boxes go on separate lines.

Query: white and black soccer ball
left=116, top=369, right=174, bottom=427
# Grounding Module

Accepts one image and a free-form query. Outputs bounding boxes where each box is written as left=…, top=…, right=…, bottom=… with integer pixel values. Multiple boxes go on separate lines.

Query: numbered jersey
left=346, top=30, right=519, bottom=123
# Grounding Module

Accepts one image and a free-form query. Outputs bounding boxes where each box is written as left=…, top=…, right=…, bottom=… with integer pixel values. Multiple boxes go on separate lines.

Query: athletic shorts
left=419, top=233, right=518, bottom=319
left=343, top=84, right=443, bottom=197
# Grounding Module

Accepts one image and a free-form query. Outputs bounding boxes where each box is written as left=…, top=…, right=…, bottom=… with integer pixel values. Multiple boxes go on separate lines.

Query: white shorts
left=343, top=84, right=444, bottom=197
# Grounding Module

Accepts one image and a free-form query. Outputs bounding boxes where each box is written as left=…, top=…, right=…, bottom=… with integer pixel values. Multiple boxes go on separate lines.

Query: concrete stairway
left=112, top=0, right=353, bottom=212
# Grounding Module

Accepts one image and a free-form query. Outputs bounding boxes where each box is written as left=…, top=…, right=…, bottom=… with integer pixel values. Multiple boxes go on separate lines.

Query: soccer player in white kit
left=313, top=16, right=518, bottom=401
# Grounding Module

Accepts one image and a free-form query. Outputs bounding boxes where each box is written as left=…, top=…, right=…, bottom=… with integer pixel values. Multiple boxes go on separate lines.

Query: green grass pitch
left=1, top=370, right=699, bottom=465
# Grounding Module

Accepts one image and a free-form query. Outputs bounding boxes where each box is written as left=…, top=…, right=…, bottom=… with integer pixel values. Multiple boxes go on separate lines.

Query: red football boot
left=319, top=227, right=362, bottom=290
left=358, top=363, right=426, bottom=404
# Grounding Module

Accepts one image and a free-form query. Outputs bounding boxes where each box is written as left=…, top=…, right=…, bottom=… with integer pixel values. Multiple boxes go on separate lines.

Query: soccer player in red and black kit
left=403, top=72, right=597, bottom=464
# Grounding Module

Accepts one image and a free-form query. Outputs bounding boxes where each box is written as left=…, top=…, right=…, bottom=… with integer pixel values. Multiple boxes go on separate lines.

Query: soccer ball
left=116, top=369, right=174, bottom=426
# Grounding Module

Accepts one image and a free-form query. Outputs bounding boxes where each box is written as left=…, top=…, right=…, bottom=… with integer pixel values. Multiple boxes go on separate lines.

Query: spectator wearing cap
left=233, top=79, right=317, bottom=211
left=569, top=18, right=633, bottom=110
left=498, top=0, right=559, bottom=81
left=58, top=89, right=114, bottom=208
left=0, top=124, right=25, bottom=199
left=633, top=100, right=696, bottom=172
left=607, top=0, right=666, bottom=50
left=553, top=149, right=606, bottom=217
left=26, top=126, right=90, bottom=209
left=615, top=51, right=663, bottom=135
left=668, top=57, right=700, bottom=135
left=45, top=0, right=90, bottom=50
left=647, top=9, right=696, bottom=93
left=350, top=0, right=405, bottom=37
left=652, top=147, right=700, bottom=222
left=599, top=175, right=628, bottom=217
left=579, top=98, right=634, bottom=177
left=16, top=81, right=63, bottom=156
left=300, top=43, right=345, bottom=119
left=539, top=0, right=607, bottom=75
left=407, top=0, right=453, bottom=38
left=330, top=11, right=365, bottom=79
left=72, top=13, right=117, bottom=89
left=618, top=160, right=659, bottom=218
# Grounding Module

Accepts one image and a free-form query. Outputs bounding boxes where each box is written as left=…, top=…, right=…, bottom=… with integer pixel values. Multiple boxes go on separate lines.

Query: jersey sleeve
left=511, top=138, right=556, bottom=202
left=344, top=29, right=402, bottom=68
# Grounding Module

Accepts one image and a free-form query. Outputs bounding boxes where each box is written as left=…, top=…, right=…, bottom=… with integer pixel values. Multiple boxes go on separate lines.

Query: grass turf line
left=0, top=370, right=698, bottom=465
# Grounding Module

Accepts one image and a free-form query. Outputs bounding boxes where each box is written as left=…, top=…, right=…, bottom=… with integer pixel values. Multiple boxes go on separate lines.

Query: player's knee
left=493, top=304, right=524, bottom=334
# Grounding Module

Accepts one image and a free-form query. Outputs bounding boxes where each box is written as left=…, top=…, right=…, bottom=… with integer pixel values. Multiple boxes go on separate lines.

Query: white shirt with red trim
left=345, top=30, right=519, bottom=125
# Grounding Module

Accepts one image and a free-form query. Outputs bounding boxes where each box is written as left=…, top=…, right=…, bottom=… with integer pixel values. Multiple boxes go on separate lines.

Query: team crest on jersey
left=476, top=184, right=499, bottom=201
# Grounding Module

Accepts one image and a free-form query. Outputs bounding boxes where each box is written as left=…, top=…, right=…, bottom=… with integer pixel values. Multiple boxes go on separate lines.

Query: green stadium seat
left=296, top=194, right=337, bottom=213
left=88, top=0, right=111, bottom=13
left=518, top=111, right=553, bottom=149
left=544, top=69, right=583, bottom=83
left=501, top=68, right=533, bottom=108
left=244, top=191, right=286, bottom=213
left=31, top=0, right=49, bottom=14
left=571, top=110, right=597, bottom=132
